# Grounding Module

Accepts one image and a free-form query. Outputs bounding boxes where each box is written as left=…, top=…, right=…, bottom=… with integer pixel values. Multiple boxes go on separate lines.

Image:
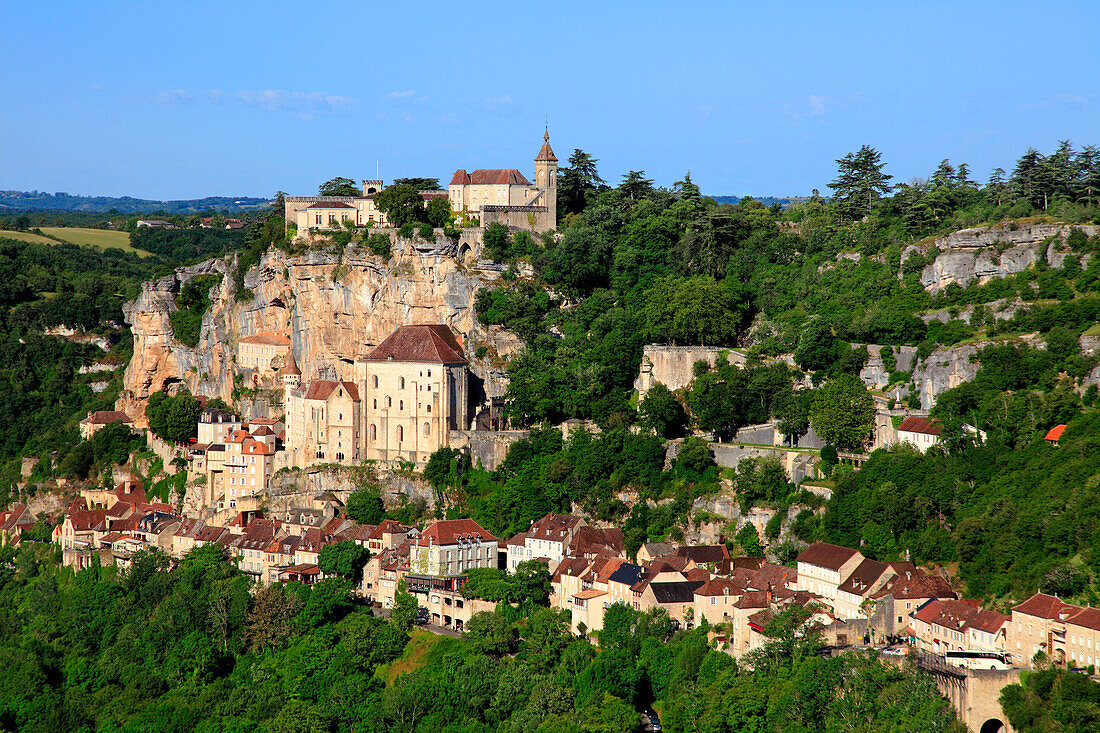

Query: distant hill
left=711, top=195, right=808, bottom=207
left=0, top=190, right=273, bottom=214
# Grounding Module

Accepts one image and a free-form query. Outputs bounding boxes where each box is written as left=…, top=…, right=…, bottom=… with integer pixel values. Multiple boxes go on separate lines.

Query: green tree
left=810, top=374, right=874, bottom=451
left=829, top=144, right=893, bottom=217
left=425, top=196, right=453, bottom=228
left=317, top=540, right=370, bottom=581
left=559, top=149, right=605, bottom=215
left=374, top=183, right=425, bottom=227
left=318, top=177, right=360, bottom=197
left=736, top=523, right=764, bottom=557
left=638, top=383, right=688, bottom=438
left=393, top=177, right=441, bottom=190
left=390, top=579, right=419, bottom=631
left=619, top=170, right=654, bottom=201
left=145, top=391, right=203, bottom=443
left=345, top=488, right=386, bottom=525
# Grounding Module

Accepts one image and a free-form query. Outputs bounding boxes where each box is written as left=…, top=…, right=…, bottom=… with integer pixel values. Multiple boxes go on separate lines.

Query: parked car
left=414, top=608, right=430, bottom=625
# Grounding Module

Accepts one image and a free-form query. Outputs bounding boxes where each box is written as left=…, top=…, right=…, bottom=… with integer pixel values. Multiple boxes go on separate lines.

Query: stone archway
left=979, top=718, right=1005, bottom=733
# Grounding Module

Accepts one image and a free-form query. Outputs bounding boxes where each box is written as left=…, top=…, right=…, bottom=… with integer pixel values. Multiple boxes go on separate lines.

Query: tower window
left=397, top=426, right=404, bottom=441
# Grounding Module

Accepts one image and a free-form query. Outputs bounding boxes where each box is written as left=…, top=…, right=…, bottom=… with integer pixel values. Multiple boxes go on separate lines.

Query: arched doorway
left=979, top=719, right=1005, bottom=733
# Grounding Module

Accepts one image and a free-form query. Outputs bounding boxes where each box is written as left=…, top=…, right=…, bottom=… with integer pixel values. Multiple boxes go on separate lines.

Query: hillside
left=0, top=190, right=273, bottom=214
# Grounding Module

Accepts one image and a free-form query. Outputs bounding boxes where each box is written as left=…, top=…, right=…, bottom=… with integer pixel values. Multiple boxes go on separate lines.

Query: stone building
left=283, top=378, right=362, bottom=467
left=448, top=130, right=558, bottom=233
left=281, top=324, right=469, bottom=468
left=356, top=324, right=468, bottom=465
left=237, top=331, right=291, bottom=378
left=410, top=518, right=497, bottom=577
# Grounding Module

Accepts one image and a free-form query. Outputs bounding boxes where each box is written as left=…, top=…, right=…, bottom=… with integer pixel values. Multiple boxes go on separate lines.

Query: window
left=370, top=424, right=376, bottom=441
left=427, top=369, right=431, bottom=377
left=424, top=422, right=430, bottom=436
left=397, top=425, right=404, bottom=441
left=427, top=384, right=431, bottom=392
left=427, top=404, right=431, bottom=413
left=399, top=400, right=403, bottom=410
left=400, top=377, right=405, bottom=389
left=373, top=375, right=378, bottom=388
left=315, top=214, right=322, bottom=225
left=373, top=399, right=377, bottom=408
left=338, top=413, right=342, bottom=421
left=386, top=397, right=391, bottom=407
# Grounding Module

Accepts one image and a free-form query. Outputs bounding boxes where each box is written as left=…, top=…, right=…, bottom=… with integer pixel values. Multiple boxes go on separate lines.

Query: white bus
left=945, top=650, right=1012, bottom=670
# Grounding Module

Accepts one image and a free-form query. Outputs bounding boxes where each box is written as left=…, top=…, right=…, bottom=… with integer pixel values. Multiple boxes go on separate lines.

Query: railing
left=914, top=650, right=968, bottom=678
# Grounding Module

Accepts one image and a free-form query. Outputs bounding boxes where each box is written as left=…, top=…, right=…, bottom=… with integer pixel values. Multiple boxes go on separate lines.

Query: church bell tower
left=534, top=129, right=558, bottom=225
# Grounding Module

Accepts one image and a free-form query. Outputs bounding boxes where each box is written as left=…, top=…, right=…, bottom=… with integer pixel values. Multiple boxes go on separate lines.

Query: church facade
left=282, top=324, right=469, bottom=468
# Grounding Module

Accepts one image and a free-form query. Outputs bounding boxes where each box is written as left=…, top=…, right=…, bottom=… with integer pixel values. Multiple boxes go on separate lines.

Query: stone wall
left=449, top=429, right=530, bottom=470
left=635, top=345, right=747, bottom=399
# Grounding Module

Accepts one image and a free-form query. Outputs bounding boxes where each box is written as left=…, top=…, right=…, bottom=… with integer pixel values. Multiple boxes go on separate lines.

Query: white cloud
left=191, top=89, right=356, bottom=119
left=386, top=90, right=429, bottom=105
left=147, top=89, right=192, bottom=105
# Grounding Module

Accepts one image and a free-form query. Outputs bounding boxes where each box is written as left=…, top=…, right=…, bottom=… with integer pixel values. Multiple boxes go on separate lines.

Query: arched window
left=427, top=369, right=431, bottom=377
left=372, top=375, right=378, bottom=388
left=397, top=425, right=404, bottom=442
left=427, top=404, right=431, bottom=413
left=369, top=424, right=376, bottom=441
left=373, top=399, right=377, bottom=409
left=399, top=400, right=403, bottom=410
left=424, top=422, right=431, bottom=437
left=386, top=397, right=391, bottom=407
left=400, top=377, right=405, bottom=389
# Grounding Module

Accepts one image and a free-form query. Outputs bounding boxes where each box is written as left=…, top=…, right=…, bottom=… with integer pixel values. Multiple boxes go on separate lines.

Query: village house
left=870, top=571, right=956, bottom=637
left=896, top=416, right=943, bottom=453
left=796, top=542, right=865, bottom=604
left=910, top=598, right=1009, bottom=657
left=197, top=407, right=242, bottom=445
left=237, top=332, right=291, bottom=381
left=0, top=504, right=37, bottom=545
left=1008, top=592, right=1100, bottom=668
left=832, top=559, right=913, bottom=622
left=410, top=518, right=497, bottom=577
left=283, top=377, right=361, bottom=467
left=79, top=410, right=134, bottom=440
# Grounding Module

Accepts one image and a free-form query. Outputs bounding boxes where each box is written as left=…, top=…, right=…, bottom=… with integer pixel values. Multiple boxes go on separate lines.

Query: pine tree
left=619, top=170, right=654, bottom=201
left=828, top=145, right=893, bottom=218
left=1074, top=145, right=1099, bottom=206
left=931, top=159, right=956, bottom=188
left=1010, top=148, right=1044, bottom=208
left=986, top=168, right=1007, bottom=206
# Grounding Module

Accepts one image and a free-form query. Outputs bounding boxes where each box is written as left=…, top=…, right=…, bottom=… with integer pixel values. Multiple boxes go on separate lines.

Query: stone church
left=281, top=324, right=469, bottom=468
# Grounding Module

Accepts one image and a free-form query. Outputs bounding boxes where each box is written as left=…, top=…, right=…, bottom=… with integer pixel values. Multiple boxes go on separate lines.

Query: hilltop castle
left=448, top=130, right=558, bottom=232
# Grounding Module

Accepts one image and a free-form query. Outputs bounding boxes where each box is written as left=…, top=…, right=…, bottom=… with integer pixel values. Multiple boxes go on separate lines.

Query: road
left=369, top=606, right=461, bottom=638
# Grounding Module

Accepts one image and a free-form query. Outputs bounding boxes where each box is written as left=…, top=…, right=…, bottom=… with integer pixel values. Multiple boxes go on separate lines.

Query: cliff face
left=119, top=242, right=522, bottom=425
left=913, top=223, right=1097, bottom=292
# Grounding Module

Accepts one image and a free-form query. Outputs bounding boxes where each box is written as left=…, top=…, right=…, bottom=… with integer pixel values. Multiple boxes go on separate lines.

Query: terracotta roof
left=1044, top=424, right=1067, bottom=442
left=529, top=513, right=583, bottom=541
left=82, top=410, right=133, bottom=425
left=735, top=590, right=770, bottom=609
left=749, top=563, right=798, bottom=591
left=838, top=559, right=893, bottom=596
left=684, top=566, right=712, bottom=583
left=875, top=572, right=955, bottom=600
left=279, top=352, right=301, bottom=377
left=303, top=380, right=360, bottom=401
left=675, top=545, right=731, bottom=564
left=414, top=518, right=496, bottom=546
left=362, top=324, right=467, bottom=365
left=250, top=425, right=275, bottom=437
left=243, top=439, right=271, bottom=455
left=240, top=331, right=291, bottom=346
left=506, top=531, right=527, bottom=547
left=1013, top=592, right=1083, bottom=620
left=573, top=589, right=607, bottom=601
left=535, top=131, right=558, bottom=162
left=897, top=416, right=942, bottom=436
left=449, top=168, right=532, bottom=186
left=1068, top=607, right=1100, bottom=632
left=306, top=200, right=355, bottom=209
left=695, top=577, right=744, bottom=597
left=797, top=542, right=861, bottom=571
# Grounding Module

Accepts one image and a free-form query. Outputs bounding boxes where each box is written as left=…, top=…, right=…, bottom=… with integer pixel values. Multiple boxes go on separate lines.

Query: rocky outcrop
left=915, top=223, right=1097, bottom=292
left=119, top=241, right=524, bottom=425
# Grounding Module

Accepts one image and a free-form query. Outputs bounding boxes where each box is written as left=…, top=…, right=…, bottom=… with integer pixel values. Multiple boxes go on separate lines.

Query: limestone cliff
left=910, top=222, right=1097, bottom=292
left=119, top=241, right=523, bottom=425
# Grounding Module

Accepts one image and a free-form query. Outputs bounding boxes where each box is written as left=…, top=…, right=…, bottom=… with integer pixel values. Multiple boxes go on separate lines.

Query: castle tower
left=535, top=129, right=558, bottom=225
left=280, top=352, right=301, bottom=406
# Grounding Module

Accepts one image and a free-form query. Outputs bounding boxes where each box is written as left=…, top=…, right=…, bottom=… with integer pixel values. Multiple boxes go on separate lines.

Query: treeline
left=131, top=226, right=247, bottom=261
left=476, top=142, right=1099, bottom=428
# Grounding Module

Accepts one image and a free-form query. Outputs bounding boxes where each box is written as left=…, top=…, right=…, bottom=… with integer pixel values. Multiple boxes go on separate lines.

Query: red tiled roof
left=797, top=542, right=860, bottom=571
left=875, top=572, right=955, bottom=600
left=897, top=416, right=942, bottom=436
left=82, top=410, right=133, bottom=425
left=1013, top=592, right=1082, bottom=620
left=306, top=200, right=355, bottom=209
left=240, top=331, right=291, bottom=346
left=362, top=325, right=467, bottom=365
left=1068, top=607, right=1100, bottom=632
left=529, top=513, right=583, bottom=541
left=1044, top=424, right=1067, bottom=442
left=535, top=132, right=558, bottom=162
left=303, top=380, right=360, bottom=401
left=695, top=577, right=744, bottom=597
left=837, top=559, right=892, bottom=595
left=414, top=518, right=496, bottom=546
left=675, top=545, right=731, bottom=564
left=449, top=168, right=532, bottom=186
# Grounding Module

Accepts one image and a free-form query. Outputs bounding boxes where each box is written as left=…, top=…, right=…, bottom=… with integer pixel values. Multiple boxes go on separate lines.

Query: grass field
left=374, top=629, right=452, bottom=685
left=41, top=227, right=147, bottom=255
left=0, top=229, right=57, bottom=245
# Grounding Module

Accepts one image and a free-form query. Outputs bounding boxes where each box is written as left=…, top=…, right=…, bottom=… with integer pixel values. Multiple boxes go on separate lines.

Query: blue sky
left=2, top=1, right=1098, bottom=199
